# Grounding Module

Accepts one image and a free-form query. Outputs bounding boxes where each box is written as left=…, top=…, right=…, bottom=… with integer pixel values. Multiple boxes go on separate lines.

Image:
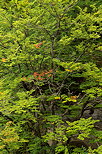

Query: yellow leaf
left=55, top=97, right=61, bottom=100
left=1, top=58, right=6, bottom=62
left=70, top=96, right=77, bottom=100
left=65, top=69, right=73, bottom=72
left=0, top=92, right=3, bottom=95
left=0, top=145, right=5, bottom=149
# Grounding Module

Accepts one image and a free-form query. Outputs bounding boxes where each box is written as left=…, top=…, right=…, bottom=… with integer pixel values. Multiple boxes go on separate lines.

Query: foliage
left=0, top=0, right=102, bottom=153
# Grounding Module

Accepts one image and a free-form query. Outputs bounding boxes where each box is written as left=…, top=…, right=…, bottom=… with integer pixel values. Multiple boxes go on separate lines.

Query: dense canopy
left=0, top=0, right=102, bottom=153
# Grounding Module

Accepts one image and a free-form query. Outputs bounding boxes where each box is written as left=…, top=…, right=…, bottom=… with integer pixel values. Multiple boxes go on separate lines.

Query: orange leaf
left=37, top=42, right=43, bottom=46
left=37, top=77, right=44, bottom=80
left=70, top=96, right=77, bottom=100
left=48, top=74, right=52, bottom=77
left=33, top=72, right=39, bottom=77
left=49, top=69, right=53, bottom=73
left=34, top=42, right=43, bottom=48
left=39, top=72, right=45, bottom=76
left=1, top=58, right=6, bottom=62
left=22, top=77, right=27, bottom=81
left=45, top=69, right=53, bottom=74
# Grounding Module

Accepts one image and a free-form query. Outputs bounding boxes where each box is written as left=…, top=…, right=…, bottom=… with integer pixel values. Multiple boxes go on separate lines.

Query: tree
left=0, top=0, right=102, bottom=153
